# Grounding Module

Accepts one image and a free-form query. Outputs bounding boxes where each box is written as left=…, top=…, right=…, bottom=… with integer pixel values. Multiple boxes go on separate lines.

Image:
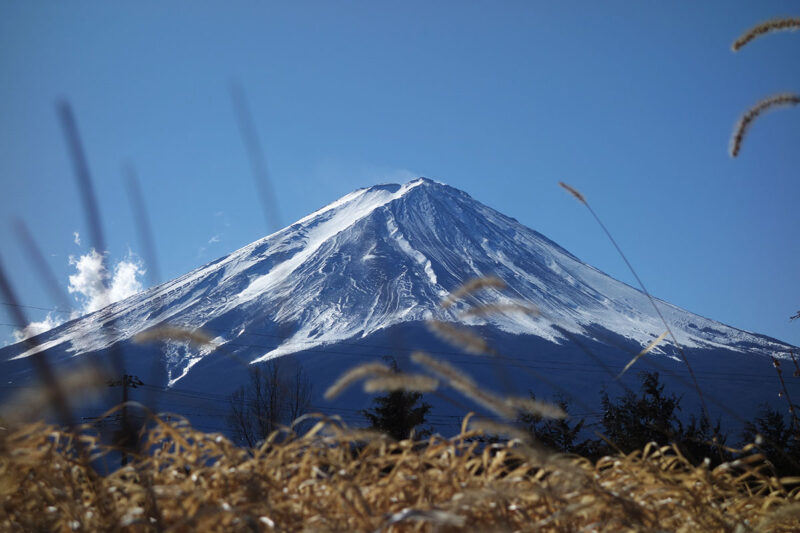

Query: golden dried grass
left=439, top=276, right=506, bottom=309
left=558, top=181, right=586, bottom=204
left=459, top=302, right=540, bottom=318
left=2, top=416, right=799, bottom=532
left=732, top=17, right=800, bottom=51
left=363, top=374, right=439, bottom=394
left=505, top=395, right=567, bottom=419
left=730, top=93, right=800, bottom=157
left=411, top=351, right=517, bottom=420
left=426, top=320, right=497, bottom=356
left=133, top=326, right=217, bottom=348
left=323, top=362, right=394, bottom=400
left=617, top=330, right=669, bottom=379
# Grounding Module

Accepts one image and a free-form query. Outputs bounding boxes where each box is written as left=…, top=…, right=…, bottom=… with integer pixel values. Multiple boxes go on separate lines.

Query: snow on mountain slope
left=3, top=178, right=794, bottom=386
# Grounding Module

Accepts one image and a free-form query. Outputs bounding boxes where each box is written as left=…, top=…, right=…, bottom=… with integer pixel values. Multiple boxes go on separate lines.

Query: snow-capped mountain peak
left=3, top=178, right=794, bottom=387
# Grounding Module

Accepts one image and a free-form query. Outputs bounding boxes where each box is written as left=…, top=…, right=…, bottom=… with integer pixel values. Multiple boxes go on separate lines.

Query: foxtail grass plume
left=133, top=326, right=217, bottom=349
left=427, top=320, right=497, bottom=356
left=363, top=374, right=439, bottom=394
left=411, top=351, right=516, bottom=419
left=324, top=362, right=393, bottom=400
left=440, top=276, right=506, bottom=308
left=460, top=302, right=540, bottom=318
left=505, top=396, right=567, bottom=419
left=730, top=93, right=800, bottom=157
left=617, top=331, right=669, bottom=379
left=559, top=182, right=586, bottom=204
left=732, top=17, right=800, bottom=51
left=467, top=418, right=534, bottom=443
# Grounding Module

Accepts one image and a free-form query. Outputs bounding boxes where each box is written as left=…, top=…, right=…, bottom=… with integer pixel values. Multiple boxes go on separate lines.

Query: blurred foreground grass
left=2, top=413, right=799, bottom=532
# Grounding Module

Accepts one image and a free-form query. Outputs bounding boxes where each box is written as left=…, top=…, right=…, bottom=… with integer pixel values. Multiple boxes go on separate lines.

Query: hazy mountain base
left=2, top=321, right=792, bottom=443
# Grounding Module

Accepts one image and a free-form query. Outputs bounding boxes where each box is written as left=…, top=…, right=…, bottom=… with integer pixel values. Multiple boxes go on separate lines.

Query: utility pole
left=107, top=374, right=144, bottom=465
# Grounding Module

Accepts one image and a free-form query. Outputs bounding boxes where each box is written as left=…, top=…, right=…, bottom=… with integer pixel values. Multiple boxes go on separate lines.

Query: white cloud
left=68, top=249, right=145, bottom=314
left=73, top=231, right=81, bottom=246
left=208, top=234, right=221, bottom=244
left=12, top=313, right=64, bottom=343
left=108, top=258, right=146, bottom=304
left=8, top=248, right=147, bottom=346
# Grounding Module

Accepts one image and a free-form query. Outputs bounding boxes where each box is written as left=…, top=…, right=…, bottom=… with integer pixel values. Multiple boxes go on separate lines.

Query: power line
left=0, top=302, right=61, bottom=313
left=1, top=301, right=792, bottom=383
left=2, top=298, right=793, bottom=377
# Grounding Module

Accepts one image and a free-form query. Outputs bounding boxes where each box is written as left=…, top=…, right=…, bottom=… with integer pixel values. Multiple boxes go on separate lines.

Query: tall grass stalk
left=559, top=181, right=710, bottom=421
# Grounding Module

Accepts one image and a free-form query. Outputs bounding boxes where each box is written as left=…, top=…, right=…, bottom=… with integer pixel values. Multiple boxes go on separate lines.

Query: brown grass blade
left=14, top=220, right=74, bottom=315
left=460, top=302, right=540, bottom=318
left=230, top=82, right=282, bottom=232
left=123, top=164, right=162, bottom=286
left=411, top=351, right=516, bottom=419
left=754, top=502, right=800, bottom=532
left=133, top=326, right=217, bottom=348
left=505, top=396, right=567, bottom=419
left=467, top=418, right=531, bottom=442
left=732, top=17, right=800, bottom=51
left=363, top=374, right=439, bottom=394
left=427, top=320, right=496, bottom=356
left=0, top=258, right=78, bottom=428
left=440, top=276, right=506, bottom=308
left=730, top=93, right=800, bottom=157
left=324, top=362, right=393, bottom=400
left=3, top=415, right=800, bottom=531
left=559, top=181, right=586, bottom=204
left=56, top=100, right=107, bottom=258
left=616, top=331, right=669, bottom=379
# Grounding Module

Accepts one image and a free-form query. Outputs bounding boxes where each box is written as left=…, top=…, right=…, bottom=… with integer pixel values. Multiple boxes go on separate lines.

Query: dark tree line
left=226, top=358, right=799, bottom=480
left=520, top=371, right=800, bottom=478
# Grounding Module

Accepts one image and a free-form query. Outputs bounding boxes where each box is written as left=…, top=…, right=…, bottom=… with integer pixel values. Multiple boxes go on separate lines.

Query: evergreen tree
left=518, top=394, right=594, bottom=456
left=742, top=405, right=800, bottom=477
left=598, top=371, right=729, bottom=465
left=361, top=358, right=432, bottom=441
left=599, top=371, right=682, bottom=454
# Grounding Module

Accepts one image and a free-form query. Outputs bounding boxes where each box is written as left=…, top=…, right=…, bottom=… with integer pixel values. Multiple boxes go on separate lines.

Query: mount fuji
left=1, top=178, right=796, bottom=434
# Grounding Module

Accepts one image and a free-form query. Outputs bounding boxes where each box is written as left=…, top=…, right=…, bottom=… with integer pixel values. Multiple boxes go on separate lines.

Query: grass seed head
left=324, top=362, right=394, bottom=400
left=440, top=276, right=506, bottom=308
left=732, top=17, right=800, bottom=51
left=427, top=320, right=496, bottom=356
left=362, top=374, right=439, bottom=394
left=559, top=181, right=586, bottom=204
left=730, top=93, right=800, bottom=157
left=133, top=326, right=217, bottom=348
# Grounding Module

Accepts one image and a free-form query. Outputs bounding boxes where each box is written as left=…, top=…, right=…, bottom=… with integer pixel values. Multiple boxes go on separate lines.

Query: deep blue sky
left=1, top=2, right=799, bottom=346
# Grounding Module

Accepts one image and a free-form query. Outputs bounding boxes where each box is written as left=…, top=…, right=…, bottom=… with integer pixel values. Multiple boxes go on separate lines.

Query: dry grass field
left=2, top=411, right=799, bottom=532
